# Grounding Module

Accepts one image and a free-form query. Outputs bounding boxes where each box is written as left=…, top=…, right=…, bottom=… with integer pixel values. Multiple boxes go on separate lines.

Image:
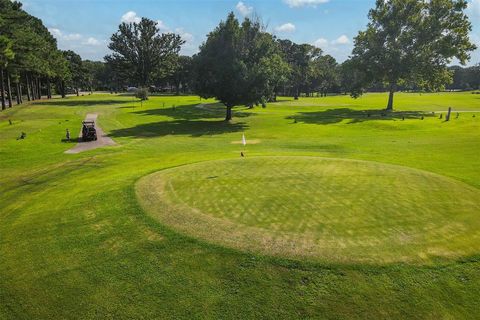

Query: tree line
left=1, top=0, right=477, bottom=120
left=100, top=0, right=476, bottom=120
left=0, top=0, right=105, bottom=109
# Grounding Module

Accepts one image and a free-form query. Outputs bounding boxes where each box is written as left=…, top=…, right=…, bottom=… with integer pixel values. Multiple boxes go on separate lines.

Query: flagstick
left=242, top=133, right=246, bottom=157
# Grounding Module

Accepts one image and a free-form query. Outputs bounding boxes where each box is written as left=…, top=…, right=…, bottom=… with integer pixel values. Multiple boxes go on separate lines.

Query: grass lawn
left=1, top=91, right=480, bottom=319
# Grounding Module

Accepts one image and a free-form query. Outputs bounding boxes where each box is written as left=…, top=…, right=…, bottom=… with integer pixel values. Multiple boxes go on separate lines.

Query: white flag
left=242, top=133, right=246, bottom=146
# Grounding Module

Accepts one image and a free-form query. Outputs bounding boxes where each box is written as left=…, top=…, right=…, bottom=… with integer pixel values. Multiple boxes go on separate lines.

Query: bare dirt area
left=65, top=113, right=116, bottom=154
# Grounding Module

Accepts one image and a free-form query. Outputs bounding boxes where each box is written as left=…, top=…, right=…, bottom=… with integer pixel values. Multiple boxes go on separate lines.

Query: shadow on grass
left=132, top=103, right=255, bottom=120
left=108, top=119, right=248, bottom=138
left=33, top=99, right=131, bottom=107
left=287, top=108, right=434, bottom=125
left=61, top=138, right=81, bottom=144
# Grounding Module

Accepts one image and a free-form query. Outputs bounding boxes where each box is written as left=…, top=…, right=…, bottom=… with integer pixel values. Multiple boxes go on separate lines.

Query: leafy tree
left=351, top=0, right=477, bottom=110
left=310, top=54, right=339, bottom=97
left=63, top=50, right=87, bottom=96
left=447, top=64, right=480, bottom=90
left=171, top=55, right=193, bottom=95
left=105, top=18, right=184, bottom=87
left=256, top=53, right=291, bottom=102
left=278, top=40, right=322, bottom=98
left=135, top=87, right=149, bottom=107
left=193, top=13, right=287, bottom=120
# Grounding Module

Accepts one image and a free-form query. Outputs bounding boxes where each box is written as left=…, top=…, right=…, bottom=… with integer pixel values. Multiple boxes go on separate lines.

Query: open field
left=1, top=92, right=480, bottom=319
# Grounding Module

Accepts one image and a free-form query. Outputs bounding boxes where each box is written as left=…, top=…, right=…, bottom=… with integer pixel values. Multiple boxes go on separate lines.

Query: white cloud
left=83, top=37, right=101, bottom=46
left=49, top=28, right=62, bottom=37
left=284, top=0, right=329, bottom=8
left=236, top=1, right=253, bottom=16
left=312, top=35, right=353, bottom=62
left=313, top=37, right=328, bottom=47
left=275, top=23, right=296, bottom=33
left=121, top=11, right=141, bottom=24
left=175, top=28, right=194, bottom=43
left=49, top=28, right=83, bottom=42
left=332, top=35, right=350, bottom=45
left=157, top=20, right=170, bottom=32
left=63, top=33, right=82, bottom=41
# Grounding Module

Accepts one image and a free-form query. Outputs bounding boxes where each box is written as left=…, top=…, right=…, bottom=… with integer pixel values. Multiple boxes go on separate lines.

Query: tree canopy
left=105, top=18, right=184, bottom=87
left=351, top=0, right=477, bottom=110
left=192, top=13, right=290, bottom=120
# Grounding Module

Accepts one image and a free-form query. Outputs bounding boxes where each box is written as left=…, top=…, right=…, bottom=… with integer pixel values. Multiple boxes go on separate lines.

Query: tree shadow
left=133, top=103, right=255, bottom=120
left=33, top=99, right=131, bottom=107
left=108, top=119, right=248, bottom=138
left=287, top=108, right=435, bottom=125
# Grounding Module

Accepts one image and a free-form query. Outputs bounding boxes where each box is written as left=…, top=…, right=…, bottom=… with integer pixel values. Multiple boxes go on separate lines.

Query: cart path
left=65, top=113, right=117, bottom=154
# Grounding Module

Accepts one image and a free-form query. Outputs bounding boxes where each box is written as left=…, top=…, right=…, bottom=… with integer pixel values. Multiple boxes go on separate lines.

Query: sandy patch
left=231, top=139, right=261, bottom=145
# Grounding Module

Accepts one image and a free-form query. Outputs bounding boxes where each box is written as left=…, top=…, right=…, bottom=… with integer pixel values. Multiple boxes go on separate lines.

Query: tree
left=135, top=87, right=149, bottom=107
left=310, top=54, right=339, bottom=97
left=0, top=0, right=70, bottom=104
left=278, top=40, right=322, bottom=98
left=193, top=13, right=288, bottom=120
left=0, top=35, right=14, bottom=110
left=447, top=64, right=480, bottom=90
left=171, top=56, right=193, bottom=95
left=63, top=50, right=86, bottom=96
left=351, top=0, right=477, bottom=110
left=256, top=53, right=290, bottom=102
left=105, top=18, right=184, bottom=87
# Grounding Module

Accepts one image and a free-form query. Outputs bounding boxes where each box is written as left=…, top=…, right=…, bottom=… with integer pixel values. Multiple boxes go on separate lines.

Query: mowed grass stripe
left=136, top=156, right=480, bottom=264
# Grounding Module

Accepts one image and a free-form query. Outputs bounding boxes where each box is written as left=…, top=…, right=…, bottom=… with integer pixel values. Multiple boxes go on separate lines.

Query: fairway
left=137, top=156, right=480, bottom=264
left=1, top=92, right=480, bottom=319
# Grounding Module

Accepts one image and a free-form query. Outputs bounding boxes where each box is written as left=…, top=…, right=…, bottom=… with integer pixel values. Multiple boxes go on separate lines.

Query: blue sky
left=22, top=0, right=480, bottom=65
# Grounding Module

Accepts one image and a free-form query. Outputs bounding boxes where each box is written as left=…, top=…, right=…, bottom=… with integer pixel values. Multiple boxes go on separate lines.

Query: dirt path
left=65, top=113, right=116, bottom=154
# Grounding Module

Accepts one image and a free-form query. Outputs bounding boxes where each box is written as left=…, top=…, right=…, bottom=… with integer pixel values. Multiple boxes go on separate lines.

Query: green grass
left=137, top=156, right=480, bottom=264
left=1, top=92, right=480, bottom=319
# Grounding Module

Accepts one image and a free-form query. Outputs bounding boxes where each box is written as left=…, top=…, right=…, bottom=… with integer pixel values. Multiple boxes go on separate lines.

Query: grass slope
left=1, top=92, right=479, bottom=319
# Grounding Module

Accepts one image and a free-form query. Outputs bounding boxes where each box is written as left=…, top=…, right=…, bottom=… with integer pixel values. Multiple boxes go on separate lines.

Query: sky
left=21, top=0, right=480, bottom=66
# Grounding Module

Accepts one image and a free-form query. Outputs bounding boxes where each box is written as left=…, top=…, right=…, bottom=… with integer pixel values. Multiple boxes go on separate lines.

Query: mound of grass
left=137, top=156, right=480, bottom=264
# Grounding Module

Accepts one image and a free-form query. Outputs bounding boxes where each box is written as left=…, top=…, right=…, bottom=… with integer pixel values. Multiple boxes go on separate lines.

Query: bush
left=135, top=87, right=149, bottom=101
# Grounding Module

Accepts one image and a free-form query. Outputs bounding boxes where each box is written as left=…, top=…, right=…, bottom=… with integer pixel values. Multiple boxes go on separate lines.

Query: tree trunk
left=386, top=83, right=395, bottom=111
left=0, top=68, right=5, bottom=110
left=47, top=79, right=52, bottom=99
left=37, top=78, right=42, bottom=99
left=61, top=80, right=66, bottom=98
left=6, top=70, right=13, bottom=108
left=15, top=83, right=21, bottom=105
left=76, top=87, right=79, bottom=96
left=25, top=73, right=31, bottom=101
left=225, top=105, right=233, bottom=121
left=19, top=82, right=23, bottom=104
left=31, top=75, right=36, bottom=100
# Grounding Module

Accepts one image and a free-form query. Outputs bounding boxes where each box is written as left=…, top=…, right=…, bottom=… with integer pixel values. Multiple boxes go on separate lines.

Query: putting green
left=136, top=156, right=480, bottom=264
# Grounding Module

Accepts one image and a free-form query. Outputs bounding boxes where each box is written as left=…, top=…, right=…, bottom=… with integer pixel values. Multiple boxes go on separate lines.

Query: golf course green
left=137, top=156, right=480, bottom=264
left=1, top=92, right=480, bottom=318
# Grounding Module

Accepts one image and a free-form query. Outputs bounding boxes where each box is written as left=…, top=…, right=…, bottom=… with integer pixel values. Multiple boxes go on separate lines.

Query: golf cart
left=82, top=120, right=97, bottom=141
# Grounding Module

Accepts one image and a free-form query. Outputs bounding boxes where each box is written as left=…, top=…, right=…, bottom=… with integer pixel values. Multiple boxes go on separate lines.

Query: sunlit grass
left=1, top=92, right=479, bottom=318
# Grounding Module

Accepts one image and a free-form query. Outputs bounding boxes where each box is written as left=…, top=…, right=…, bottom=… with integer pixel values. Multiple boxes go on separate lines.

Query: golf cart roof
left=82, top=120, right=95, bottom=127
